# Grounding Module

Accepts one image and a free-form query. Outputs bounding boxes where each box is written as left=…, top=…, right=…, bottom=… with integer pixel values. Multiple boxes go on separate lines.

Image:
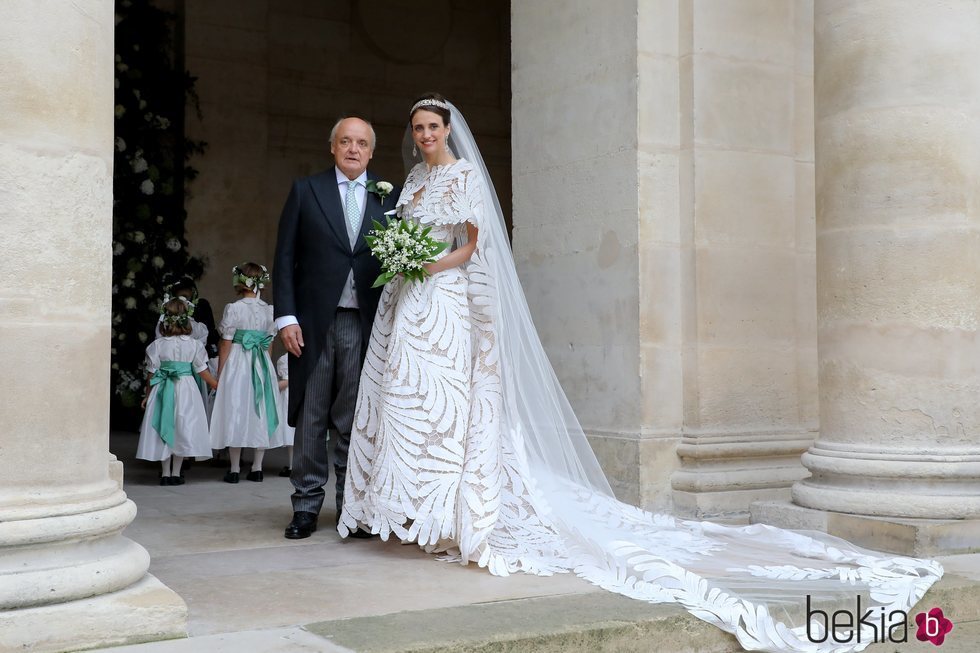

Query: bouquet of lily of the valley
left=365, top=217, right=450, bottom=287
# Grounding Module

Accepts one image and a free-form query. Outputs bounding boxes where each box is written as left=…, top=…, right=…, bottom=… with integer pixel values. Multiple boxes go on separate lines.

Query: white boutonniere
left=366, top=179, right=394, bottom=203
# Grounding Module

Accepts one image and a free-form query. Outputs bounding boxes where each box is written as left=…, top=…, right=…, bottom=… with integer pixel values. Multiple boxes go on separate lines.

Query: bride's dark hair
left=410, top=92, right=451, bottom=125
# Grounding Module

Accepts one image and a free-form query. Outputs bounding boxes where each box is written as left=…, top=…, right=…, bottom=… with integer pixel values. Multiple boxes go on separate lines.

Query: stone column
left=512, top=0, right=818, bottom=517
left=755, top=1, right=980, bottom=554
left=0, top=2, right=186, bottom=651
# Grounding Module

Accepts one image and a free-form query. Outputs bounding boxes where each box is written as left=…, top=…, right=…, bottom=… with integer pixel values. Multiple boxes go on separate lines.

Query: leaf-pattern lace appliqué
left=341, top=159, right=567, bottom=573
left=339, top=159, right=943, bottom=653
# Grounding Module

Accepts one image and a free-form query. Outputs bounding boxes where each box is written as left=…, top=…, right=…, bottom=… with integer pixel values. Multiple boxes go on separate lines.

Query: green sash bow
left=232, top=329, right=279, bottom=436
left=150, top=361, right=194, bottom=448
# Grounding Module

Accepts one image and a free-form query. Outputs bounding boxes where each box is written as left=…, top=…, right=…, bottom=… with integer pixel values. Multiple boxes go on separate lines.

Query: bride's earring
left=412, top=143, right=418, bottom=157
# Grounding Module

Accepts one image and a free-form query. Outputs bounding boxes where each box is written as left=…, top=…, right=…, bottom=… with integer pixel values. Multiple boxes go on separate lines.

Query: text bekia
left=806, top=595, right=908, bottom=644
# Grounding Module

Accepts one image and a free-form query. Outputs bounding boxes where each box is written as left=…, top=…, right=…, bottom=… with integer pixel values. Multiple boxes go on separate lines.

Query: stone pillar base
left=671, top=432, right=813, bottom=519
left=0, top=575, right=187, bottom=653
left=751, top=500, right=980, bottom=557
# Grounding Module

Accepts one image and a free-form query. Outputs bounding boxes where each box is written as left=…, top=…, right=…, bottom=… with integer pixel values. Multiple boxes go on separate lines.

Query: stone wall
left=182, top=0, right=511, bottom=308
left=513, top=0, right=817, bottom=515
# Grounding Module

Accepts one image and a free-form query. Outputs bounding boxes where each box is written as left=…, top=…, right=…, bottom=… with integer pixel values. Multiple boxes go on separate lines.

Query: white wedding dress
left=339, top=106, right=942, bottom=653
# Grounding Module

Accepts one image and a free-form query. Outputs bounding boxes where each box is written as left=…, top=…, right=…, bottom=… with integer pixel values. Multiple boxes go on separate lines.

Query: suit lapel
left=308, top=170, right=351, bottom=253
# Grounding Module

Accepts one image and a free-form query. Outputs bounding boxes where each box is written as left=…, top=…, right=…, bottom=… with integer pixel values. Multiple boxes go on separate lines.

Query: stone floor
left=89, top=431, right=980, bottom=653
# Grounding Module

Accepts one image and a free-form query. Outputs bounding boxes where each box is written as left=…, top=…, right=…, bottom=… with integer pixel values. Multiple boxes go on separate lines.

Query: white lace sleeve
left=458, top=165, right=484, bottom=229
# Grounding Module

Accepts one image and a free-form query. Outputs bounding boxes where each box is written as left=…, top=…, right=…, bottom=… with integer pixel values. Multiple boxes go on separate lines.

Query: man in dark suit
left=273, top=116, right=398, bottom=539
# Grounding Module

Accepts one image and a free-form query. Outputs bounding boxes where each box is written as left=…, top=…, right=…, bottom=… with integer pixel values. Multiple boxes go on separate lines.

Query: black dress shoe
left=246, top=470, right=263, bottom=482
left=284, top=511, right=318, bottom=539
left=159, top=476, right=170, bottom=486
left=348, top=528, right=376, bottom=539
left=223, top=471, right=239, bottom=484
left=169, top=476, right=185, bottom=486
left=278, top=466, right=292, bottom=477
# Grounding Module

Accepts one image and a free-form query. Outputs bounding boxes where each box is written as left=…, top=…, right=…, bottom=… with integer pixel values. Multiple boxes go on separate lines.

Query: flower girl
left=137, top=296, right=217, bottom=485
left=275, top=353, right=295, bottom=477
left=209, top=262, right=283, bottom=483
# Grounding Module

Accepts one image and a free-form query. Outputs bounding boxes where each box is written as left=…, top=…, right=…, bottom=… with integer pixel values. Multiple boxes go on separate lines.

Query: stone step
left=90, top=569, right=980, bottom=653
left=304, top=571, right=980, bottom=653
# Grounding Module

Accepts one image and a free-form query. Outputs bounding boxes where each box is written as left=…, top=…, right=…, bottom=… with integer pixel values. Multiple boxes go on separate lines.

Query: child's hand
left=140, top=396, right=148, bottom=410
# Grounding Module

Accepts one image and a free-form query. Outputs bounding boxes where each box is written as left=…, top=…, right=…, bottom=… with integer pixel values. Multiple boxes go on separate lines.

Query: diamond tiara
left=410, top=98, right=451, bottom=114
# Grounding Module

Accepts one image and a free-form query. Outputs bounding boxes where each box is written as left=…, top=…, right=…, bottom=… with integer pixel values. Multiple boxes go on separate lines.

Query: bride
left=338, top=93, right=942, bottom=652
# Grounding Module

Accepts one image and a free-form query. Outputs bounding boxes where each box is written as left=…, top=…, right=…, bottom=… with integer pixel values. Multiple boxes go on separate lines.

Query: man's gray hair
left=330, top=116, right=376, bottom=150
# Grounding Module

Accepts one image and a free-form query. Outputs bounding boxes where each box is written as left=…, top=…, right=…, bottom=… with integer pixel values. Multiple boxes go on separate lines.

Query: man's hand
left=281, top=324, right=304, bottom=357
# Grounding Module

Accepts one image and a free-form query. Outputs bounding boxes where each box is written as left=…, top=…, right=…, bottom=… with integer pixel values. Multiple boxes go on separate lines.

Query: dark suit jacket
left=272, top=168, right=400, bottom=426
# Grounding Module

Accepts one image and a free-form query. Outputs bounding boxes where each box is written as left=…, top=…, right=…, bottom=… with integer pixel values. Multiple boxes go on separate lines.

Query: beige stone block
left=515, top=245, right=640, bottom=365
left=679, top=54, right=694, bottom=146
left=818, top=344, right=980, bottom=449
left=697, top=346, right=800, bottom=430
left=794, top=0, right=814, bottom=76
left=693, top=0, right=794, bottom=65
left=512, top=151, right=638, bottom=240
left=796, top=345, right=819, bottom=426
left=637, top=0, right=680, bottom=57
left=638, top=436, right=684, bottom=512
left=0, top=146, right=111, bottom=317
left=0, top=2, right=113, bottom=154
left=639, top=344, right=684, bottom=429
left=0, top=575, right=186, bottom=653
left=693, top=55, right=793, bottom=153
left=817, top=106, right=980, bottom=233
left=512, top=64, right=637, bottom=172
left=696, top=248, right=797, bottom=344
left=0, top=323, right=109, bottom=487
left=551, top=342, right=642, bottom=433
left=638, top=53, right=681, bottom=150
left=794, top=162, right=815, bottom=251
left=816, top=227, right=980, bottom=330
left=815, top=2, right=980, bottom=120
left=588, top=434, right=641, bottom=506
left=512, top=0, right=635, bottom=74
left=639, top=245, right=682, bottom=346
left=754, top=501, right=980, bottom=556
left=793, top=73, right=814, bottom=161
left=694, top=150, right=795, bottom=248
left=795, top=251, right=816, bottom=342
left=638, top=150, right=680, bottom=245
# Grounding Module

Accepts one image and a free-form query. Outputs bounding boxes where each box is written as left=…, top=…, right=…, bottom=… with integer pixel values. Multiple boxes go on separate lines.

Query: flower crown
left=161, top=274, right=199, bottom=304
left=159, top=293, right=194, bottom=327
left=232, top=264, right=270, bottom=291
left=410, top=98, right=450, bottom=114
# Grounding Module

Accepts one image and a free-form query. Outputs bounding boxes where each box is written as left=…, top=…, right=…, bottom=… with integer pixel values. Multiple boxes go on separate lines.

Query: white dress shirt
left=275, top=167, right=368, bottom=331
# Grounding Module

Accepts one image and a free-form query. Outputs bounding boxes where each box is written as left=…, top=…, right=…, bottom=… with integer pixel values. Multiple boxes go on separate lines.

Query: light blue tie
left=345, top=180, right=360, bottom=233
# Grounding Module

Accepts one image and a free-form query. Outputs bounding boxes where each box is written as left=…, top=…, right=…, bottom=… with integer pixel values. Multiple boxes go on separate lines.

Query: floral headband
left=159, top=293, right=194, bottom=326
left=162, top=275, right=199, bottom=304
left=232, top=264, right=270, bottom=291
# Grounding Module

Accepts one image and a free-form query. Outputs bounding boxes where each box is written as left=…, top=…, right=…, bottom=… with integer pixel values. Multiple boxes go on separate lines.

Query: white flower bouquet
left=365, top=218, right=450, bottom=287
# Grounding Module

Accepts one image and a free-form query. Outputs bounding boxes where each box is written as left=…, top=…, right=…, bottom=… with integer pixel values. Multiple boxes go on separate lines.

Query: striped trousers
left=290, top=308, right=363, bottom=516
